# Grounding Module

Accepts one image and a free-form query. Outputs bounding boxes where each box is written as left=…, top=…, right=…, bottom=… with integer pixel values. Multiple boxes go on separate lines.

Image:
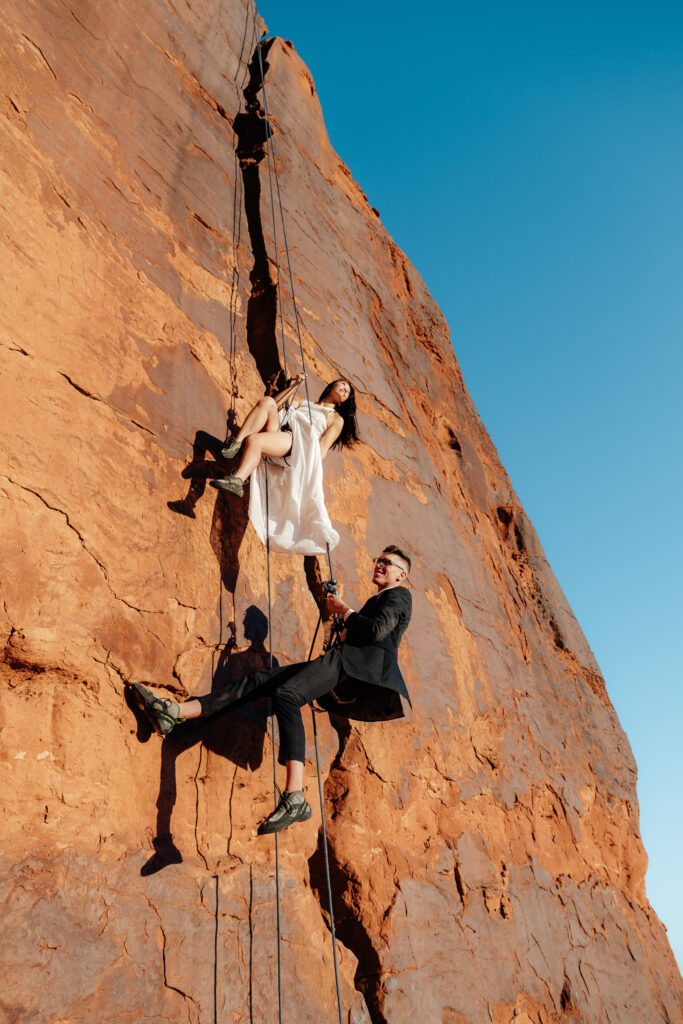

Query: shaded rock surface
left=1, top=1, right=681, bottom=1022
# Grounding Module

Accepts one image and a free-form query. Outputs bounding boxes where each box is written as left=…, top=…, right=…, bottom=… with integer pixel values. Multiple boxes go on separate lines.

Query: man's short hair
left=383, top=544, right=411, bottom=573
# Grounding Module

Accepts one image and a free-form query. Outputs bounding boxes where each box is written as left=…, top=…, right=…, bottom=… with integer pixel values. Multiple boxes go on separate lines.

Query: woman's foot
left=210, top=475, right=245, bottom=497
left=257, top=790, right=312, bottom=835
left=220, top=437, right=243, bottom=459
left=131, top=683, right=185, bottom=736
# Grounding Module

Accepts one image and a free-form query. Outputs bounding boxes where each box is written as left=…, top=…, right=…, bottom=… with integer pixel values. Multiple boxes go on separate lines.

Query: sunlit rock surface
left=1, top=2, right=681, bottom=1021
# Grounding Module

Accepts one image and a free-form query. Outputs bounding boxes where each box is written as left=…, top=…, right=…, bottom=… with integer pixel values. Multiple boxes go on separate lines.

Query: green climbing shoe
left=131, top=683, right=185, bottom=736
left=220, top=437, right=243, bottom=459
left=210, top=475, right=245, bottom=497
left=257, top=790, right=312, bottom=836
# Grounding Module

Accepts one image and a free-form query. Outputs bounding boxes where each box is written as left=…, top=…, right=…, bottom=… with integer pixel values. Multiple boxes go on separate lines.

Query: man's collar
left=373, top=581, right=405, bottom=595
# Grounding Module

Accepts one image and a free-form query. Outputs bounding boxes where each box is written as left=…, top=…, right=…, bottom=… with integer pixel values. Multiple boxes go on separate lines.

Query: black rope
left=256, top=41, right=288, bottom=380
left=251, top=12, right=343, bottom=1022
left=264, top=460, right=283, bottom=1024
left=228, top=1, right=259, bottom=412
left=304, top=554, right=344, bottom=1024
left=254, top=22, right=284, bottom=1022
left=217, top=0, right=259, bottom=678
left=255, top=33, right=312, bottom=423
left=310, top=713, right=343, bottom=1024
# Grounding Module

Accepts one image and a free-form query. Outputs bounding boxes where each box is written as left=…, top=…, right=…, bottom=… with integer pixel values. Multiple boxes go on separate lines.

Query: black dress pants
left=198, top=647, right=343, bottom=764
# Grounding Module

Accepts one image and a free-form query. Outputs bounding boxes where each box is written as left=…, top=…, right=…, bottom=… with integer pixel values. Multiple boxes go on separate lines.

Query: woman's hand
left=275, top=373, right=306, bottom=409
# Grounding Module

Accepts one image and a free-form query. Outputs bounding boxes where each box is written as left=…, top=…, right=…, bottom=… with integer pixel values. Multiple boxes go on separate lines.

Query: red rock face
left=1, top=2, right=681, bottom=1022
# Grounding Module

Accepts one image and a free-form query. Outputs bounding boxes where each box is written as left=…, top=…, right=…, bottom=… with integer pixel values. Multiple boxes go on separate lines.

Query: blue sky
left=257, top=1, right=683, bottom=967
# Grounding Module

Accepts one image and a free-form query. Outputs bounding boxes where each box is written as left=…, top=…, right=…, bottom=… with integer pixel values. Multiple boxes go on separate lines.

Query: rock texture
left=1, top=2, right=681, bottom=1022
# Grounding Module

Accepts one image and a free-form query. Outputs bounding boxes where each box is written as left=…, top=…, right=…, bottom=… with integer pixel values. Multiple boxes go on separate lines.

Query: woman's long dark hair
left=318, top=379, right=359, bottom=449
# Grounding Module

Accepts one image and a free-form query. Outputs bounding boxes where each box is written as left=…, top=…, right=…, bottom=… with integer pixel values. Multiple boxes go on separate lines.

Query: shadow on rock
left=167, top=426, right=251, bottom=597
left=306, top=714, right=388, bottom=1022
left=138, top=606, right=277, bottom=876
left=125, top=685, right=153, bottom=743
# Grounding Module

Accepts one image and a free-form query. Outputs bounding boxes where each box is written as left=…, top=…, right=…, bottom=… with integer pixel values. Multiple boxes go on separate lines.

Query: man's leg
left=147, top=661, right=300, bottom=725
left=255, top=648, right=343, bottom=835
left=131, top=651, right=337, bottom=736
left=271, top=648, right=343, bottom=766
left=132, top=649, right=343, bottom=835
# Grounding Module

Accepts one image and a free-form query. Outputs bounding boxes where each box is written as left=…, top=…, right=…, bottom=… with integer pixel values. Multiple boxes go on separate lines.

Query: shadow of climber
left=167, top=427, right=235, bottom=519
left=138, top=606, right=277, bottom=876
left=167, top=425, right=251, bottom=596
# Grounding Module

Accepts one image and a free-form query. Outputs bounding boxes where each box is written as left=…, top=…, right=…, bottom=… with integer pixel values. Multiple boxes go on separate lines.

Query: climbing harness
left=252, top=10, right=344, bottom=1022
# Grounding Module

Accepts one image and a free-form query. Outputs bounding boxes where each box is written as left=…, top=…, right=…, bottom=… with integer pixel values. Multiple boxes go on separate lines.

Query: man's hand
left=326, top=592, right=350, bottom=617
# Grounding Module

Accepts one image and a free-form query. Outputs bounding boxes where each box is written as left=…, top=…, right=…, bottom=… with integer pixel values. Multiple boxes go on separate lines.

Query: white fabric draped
left=248, top=402, right=340, bottom=556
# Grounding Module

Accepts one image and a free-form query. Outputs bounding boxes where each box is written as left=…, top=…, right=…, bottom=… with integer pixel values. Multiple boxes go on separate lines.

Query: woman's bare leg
left=233, top=431, right=292, bottom=482
left=234, top=396, right=280, bottom=443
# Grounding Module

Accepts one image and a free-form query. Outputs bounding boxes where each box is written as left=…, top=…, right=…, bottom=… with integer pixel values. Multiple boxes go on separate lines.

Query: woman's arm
left=318, top=412, right=343, bottom=459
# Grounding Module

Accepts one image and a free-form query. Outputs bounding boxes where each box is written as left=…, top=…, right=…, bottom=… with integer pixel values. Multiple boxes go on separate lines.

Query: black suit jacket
left=318, top=585, right=412, bottom=723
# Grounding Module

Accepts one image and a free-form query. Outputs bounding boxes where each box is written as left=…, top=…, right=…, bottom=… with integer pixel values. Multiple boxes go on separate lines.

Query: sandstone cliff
left=1, top=2, right=681, bottom=1022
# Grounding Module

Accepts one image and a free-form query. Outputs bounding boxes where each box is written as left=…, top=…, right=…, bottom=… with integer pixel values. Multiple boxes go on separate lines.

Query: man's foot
left=257, top=790, right=312, bottom=835
left=210, top=475, right=244, bottom=497
left=220, top=437, right=243, bottom=460
left=131, top=683, right=185, bottom=736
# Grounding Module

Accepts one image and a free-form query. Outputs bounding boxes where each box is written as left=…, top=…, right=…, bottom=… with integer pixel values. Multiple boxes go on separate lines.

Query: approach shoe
left=220, top=437, right=243, bottom=459
left=209, top=475, right=244, bottom=497
left=131, top=683, right=185, bottom=736
left=257, top=790, right=312, bottom=836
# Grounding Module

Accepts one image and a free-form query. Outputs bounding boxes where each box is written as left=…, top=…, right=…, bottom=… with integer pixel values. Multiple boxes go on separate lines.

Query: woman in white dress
left=210, top=378, right=358, bottom=555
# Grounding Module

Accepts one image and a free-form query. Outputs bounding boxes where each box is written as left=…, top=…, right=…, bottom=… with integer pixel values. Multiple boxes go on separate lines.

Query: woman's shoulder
left=325, top=410, right=344, bottom=439
left=312, top=403, right=343, bottom=426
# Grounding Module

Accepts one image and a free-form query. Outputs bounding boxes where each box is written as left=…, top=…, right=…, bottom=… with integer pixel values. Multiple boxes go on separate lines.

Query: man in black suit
left=133, top=545, right=412, bottom=835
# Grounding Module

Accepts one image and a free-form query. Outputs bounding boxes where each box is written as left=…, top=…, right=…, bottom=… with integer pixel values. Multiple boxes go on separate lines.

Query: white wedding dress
left=248, top=402, right=340, bottom=556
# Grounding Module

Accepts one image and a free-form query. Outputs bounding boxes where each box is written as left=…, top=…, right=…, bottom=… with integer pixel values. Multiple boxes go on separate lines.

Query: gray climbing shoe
left=210, top=475, right=245, bottom=497
left=131, top=683, right=185, bottom=736
left=220, top=437, right=243, bottom=459
left=257, top=790, right=312, bottom=835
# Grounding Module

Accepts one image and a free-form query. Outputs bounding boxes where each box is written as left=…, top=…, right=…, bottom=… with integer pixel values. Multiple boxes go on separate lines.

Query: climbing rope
left=216, top=0, right=260, bottom=689
left=307, top=578, right=344, bottom=1024
left=264, top=460, right=283, bottom=1024
left=227, top=4, right=256, bottom=414
left=258, top=52, right=288, bottom=381
left=250, top=12, right=344, bottom=1022
left=255, top=30, right=312, bottom=423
